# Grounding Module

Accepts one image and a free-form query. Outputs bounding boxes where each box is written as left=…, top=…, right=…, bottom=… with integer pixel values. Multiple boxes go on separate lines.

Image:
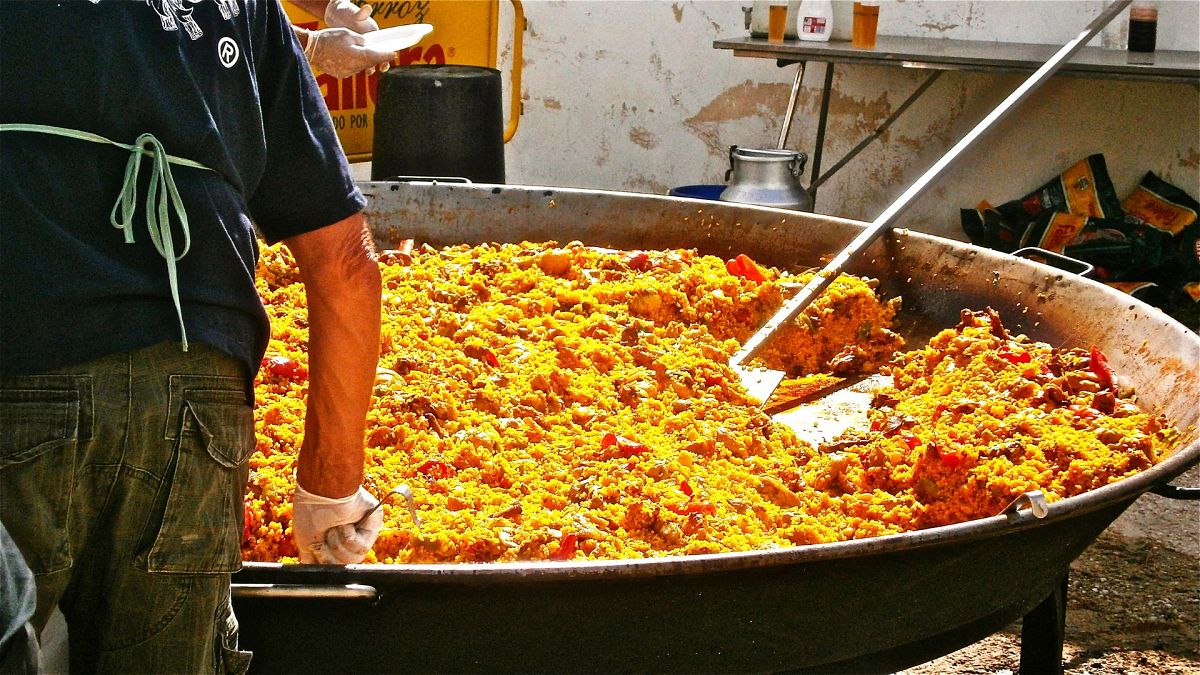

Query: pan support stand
left=1019, top=572, right=1069, bottom=675
left=773, top=58, right=943, bottom=210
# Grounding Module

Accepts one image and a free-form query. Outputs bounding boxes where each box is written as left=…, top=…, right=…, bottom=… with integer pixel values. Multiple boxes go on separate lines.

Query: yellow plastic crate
left=284, top=0, right=524, bottom=161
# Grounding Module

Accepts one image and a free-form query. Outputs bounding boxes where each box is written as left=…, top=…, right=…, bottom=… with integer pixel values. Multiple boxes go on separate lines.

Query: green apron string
left=0, top=123, right=215, bottom=352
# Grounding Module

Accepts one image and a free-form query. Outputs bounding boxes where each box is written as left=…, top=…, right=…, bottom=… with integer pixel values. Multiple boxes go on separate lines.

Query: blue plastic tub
left=668, top=184, right=725, bottom=201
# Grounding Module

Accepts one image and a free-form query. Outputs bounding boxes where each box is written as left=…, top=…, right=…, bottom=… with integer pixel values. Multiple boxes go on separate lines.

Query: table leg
left=777, top=61, right=807, bottom=150
left=809, top=70, right=943, bottom=191
left=808, top=62, right=835, bottom=207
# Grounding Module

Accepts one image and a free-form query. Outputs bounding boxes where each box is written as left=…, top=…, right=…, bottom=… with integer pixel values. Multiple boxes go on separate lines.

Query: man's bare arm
left=283, top=211, right=381, bottom=498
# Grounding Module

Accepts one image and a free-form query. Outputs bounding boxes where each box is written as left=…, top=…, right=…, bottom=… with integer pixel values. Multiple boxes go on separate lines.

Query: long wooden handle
left=731, top=0, right=1132, bottom=367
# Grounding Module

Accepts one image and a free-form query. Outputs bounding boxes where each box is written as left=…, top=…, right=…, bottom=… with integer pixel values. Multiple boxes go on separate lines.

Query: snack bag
left=1127, top=174, right=1200, bottom=329
left=1018, top=212, right=1162, bottom=280
left=1162, top=220, right=1200, bottom=296
left=1105, top=279, right=1197, bottom=330
left=1160, top=274, right=1200, bottom=331
left=961, top=200, right=1023, bottom=252
left=962, top=154, right=1123, bottom=252
left=1122, top=171, right=1199, bottom=237
left=1105, top=280, right=1168, bottom=307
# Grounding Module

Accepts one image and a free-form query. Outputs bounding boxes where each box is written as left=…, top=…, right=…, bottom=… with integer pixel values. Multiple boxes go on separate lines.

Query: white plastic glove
left=292, top=485, right=383, bottom=564
left=324, top=0, right=378, bottom=34
left=303, top=27, right=395, bottom=78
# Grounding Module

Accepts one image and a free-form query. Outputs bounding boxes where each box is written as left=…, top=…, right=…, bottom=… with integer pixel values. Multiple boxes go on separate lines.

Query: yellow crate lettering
left=371, top=1, right=434, bottom=23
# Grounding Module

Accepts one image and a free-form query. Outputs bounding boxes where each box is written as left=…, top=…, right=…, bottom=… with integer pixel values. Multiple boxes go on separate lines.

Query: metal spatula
left=730, top=0, right=1132, bottom=404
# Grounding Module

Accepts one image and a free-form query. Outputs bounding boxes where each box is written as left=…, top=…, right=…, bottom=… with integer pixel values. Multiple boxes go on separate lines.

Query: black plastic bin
left=372, top=65, right=505, bottom=183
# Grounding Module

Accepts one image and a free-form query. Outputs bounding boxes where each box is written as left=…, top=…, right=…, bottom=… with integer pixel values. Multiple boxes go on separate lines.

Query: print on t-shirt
left=85, top=0, right=242, bottom=40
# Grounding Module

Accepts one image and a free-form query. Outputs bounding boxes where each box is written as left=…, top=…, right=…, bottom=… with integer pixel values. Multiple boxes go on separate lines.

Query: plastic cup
left=852, top=1, right=879, bottom=49
left=1127, top=2, right=1157, bottom=53
left=768, top=4, right=788, bottom=43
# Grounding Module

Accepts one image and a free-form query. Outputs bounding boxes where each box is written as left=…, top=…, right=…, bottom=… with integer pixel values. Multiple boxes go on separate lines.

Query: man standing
left=0, top=0, right=382, bottom=671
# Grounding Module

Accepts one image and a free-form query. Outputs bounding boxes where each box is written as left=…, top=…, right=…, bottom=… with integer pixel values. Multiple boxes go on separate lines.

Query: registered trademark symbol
left=218, top=37, right=240, bottom=68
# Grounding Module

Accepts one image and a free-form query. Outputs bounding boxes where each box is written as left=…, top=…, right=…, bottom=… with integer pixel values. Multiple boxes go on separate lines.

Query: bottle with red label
left=797, top=0, right=833, bottom=42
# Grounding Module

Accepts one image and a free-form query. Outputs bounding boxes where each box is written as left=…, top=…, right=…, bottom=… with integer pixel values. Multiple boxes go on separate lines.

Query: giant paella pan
left=232, top=182, right=1199, bottom=673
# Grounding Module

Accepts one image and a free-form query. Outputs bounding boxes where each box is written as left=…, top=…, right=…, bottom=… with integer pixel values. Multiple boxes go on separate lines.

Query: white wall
left=485, top=0, right=1200, bottom=241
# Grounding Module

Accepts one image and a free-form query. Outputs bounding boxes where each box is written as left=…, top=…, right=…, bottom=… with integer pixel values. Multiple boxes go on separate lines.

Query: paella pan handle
left=1150, top=484, right=1200, bottom=500
left=380, top=176, right=473, bottom=184
left=231, top=583, right=379, bottom=602
left=1002, top=490, right=1050, bottom=520
left=1012, top=247, right=1097, bottom=279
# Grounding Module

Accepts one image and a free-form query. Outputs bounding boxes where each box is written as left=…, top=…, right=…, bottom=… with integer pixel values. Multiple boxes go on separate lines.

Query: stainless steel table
left=713, top=35, right=1200, bottom=206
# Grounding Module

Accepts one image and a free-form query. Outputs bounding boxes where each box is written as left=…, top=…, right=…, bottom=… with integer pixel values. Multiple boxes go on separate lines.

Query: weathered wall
left=483, top=0, right=1200, bottom=241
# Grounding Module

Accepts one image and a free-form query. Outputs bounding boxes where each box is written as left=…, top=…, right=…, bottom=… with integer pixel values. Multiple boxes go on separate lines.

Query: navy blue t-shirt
left=0, top=0, right=366, bottom=376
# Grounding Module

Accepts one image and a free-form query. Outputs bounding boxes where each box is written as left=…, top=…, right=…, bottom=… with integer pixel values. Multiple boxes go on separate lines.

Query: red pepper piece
left=899, top=433, right=921, bottom=451
left=550, top=533, right=578, bottom=561
left=626, top=251, right=652, bottom=271
left=703, top=375, right=724, bottom=388
left=998, top=343, right=1032, bottom=364
left=932, top=403, right=947, bottom=424
left=667, top=501, right=715, bottom=516
left=1089, top=345, right=1115, bottom=392
left=680, top=480, right=694, bottom=498
left=601, top=433, right=649, bottom=458
left=278, top=536, right=298, bottom=559
left=936, top=446, right=964, bottom=468
left=725, top=254, right=766, bottom=283
left=417, top=460, right=455, bottom=479
left=481, top=349, right=500, bottom=368
left=263, top=355, right=307, bottom=381
left=242, top=504, right=254, bottom=545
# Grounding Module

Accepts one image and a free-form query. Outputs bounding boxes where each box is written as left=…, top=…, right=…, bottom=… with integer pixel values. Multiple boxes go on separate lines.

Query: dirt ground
left=906, top=499, right=1200, bottom=674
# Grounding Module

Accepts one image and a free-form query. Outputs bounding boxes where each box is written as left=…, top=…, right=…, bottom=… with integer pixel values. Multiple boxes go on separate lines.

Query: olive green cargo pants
left=0, top=342, right=255, bottom=674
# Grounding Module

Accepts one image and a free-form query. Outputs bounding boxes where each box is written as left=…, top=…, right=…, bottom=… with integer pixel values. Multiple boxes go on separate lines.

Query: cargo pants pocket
left=144, top=377, right=254, bottom=574
left=213, top=587, right=253, bottom=675
left=0, top=376, right=90, bottom=575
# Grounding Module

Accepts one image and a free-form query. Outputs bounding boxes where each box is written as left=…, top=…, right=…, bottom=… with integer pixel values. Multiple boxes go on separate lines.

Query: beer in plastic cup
left=852, top=1, right=879, bottom=49
left=768, top=3, right=788, bottom=43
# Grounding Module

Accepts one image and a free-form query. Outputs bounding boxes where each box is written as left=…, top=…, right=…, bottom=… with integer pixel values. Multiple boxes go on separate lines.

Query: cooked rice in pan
left=243, top=242, right=1177, bottom=563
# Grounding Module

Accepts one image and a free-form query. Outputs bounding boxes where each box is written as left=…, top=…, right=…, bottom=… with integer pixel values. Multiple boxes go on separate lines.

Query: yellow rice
left=242, top=242, right=1176, bottom=563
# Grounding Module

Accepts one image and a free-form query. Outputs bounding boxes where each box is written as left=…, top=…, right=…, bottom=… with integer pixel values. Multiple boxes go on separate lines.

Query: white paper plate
left=362, top=24, right=433, bottom=52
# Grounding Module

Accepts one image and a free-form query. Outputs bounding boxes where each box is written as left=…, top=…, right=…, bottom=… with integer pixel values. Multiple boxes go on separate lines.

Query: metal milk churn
left=720, top=147, right=813, bottom=212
